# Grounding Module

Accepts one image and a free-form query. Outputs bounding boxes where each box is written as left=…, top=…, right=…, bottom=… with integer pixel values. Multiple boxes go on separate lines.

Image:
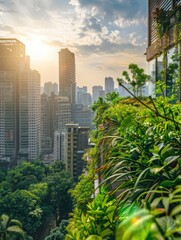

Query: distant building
left=19, top=70, right=41, bottom=161
left=44, top=82, right=58, bottom=96
left=53, top=130, right=66, bottom=162
left=65, top=124, right=89, bottom=180
left=41, top=93, right=56, bottom=154
left=105, top=77, right=114, bottom=95
left=92, top=86, right=103, bottom=103
left=59, top=48, right=76, bottom=106
left=77, top=86, right=91, bottom=108
left=99, top=90, right=105, bottom=99
left=41, top=94, right=71, bottom=155
left=74, top=104, right=92, bottom=128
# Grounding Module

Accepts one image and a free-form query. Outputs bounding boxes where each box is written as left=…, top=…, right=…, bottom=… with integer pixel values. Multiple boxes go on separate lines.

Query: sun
left=25, top=38, right=53, bottom=62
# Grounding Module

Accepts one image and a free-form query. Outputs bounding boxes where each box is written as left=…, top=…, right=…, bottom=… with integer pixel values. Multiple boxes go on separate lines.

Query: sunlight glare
left=26, top=38, right=53, bottom=62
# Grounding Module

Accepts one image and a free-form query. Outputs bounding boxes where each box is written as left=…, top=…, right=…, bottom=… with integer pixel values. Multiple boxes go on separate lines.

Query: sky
left=0, top=0, right=148, bottom=93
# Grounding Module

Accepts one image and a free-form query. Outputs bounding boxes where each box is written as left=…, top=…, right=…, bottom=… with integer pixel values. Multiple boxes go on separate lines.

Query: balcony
left=147, top=5, right=181, bottom=61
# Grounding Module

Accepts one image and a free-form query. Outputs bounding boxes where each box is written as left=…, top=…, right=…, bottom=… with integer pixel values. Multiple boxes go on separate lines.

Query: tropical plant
left=0, top=214, right=25, bottom=240
left=66, top=191, right=118, bottom=240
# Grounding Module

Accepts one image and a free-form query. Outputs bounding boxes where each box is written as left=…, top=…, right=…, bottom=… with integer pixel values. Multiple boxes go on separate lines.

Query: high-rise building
left=65, top=124, right=89, bottom=180
left=44, top=82, right=58, bottom=96
left=105, top=77, right=114, bottom=95
left=92, top=86, right=103, bottom=103
left=41, top=94, right=71, bottom=155
left=53, top=130, right=66, bottom=162
left=77, top=86, right=91, bottom=108
left=19, top=70, right=41, bottom=161
left=59, top=48, right=76, bottom=105
left=0, top=38, right=41, bottom=165
left=74, top=104, right=92, bottom=128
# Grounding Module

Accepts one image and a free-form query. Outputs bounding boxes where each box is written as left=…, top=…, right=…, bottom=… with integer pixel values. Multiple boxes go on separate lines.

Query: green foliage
left=0, top=190, right=42, bottom=234
left=66, top=192, right=117, bottom=240
left=45, top=220, right=69, bottom=240
left=79, top=82, right=181, bottom=239
left=46, top=171, right=74, bottom=224
left=70, top=173, right=94, bottom=211
left=118, top=64, right=150, bottom=97
left=0, top=160, right=74, bottom=237
left=0, top=214, right=25, bottom=240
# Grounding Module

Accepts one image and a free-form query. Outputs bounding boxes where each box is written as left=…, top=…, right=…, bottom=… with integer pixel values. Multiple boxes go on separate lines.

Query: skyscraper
left=0, top=38, right=41, bottom=165
left=92, top=86, right=103, bottom=103
left=41, top=94, right=71, bottom=156
left=44, top=82, right=58, bottom=96
left=59, top=48, right=76, bottom=105
left=105, top=77, right=114, bottom=95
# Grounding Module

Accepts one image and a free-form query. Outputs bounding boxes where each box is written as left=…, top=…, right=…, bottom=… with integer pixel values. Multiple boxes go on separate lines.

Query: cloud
left=0, top=0, right=147, bottom=57
left=77, top=39, right=146, bottom=57
left=0, top=24, right=15, bottom=33
left=70, top=0, right=147, bottom=21
left=68, top=0, right=147, bottom=58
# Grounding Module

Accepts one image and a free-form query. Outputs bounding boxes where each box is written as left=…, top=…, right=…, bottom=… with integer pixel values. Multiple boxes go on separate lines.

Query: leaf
left=156, top=216, right=176, bottom=235
left=164, top=155, right=180, bottom=166
left=116, top=213, right=154, bottom=240
left=151, top=197, right=163, bottom=208
left=162, top=197, right=170, bottom=213
left=106, top=205, right=116, bottom=214
left=171, top=205, right=181, bottom=217
left=150, top=166, right=164, bottom=174
left=160, top=180, right=176, bottom=188
left=86, top=235, right=103, bottom=240
left=134, top=168, right=150, bottom=191
left=100, top=228, right=113, bottom=238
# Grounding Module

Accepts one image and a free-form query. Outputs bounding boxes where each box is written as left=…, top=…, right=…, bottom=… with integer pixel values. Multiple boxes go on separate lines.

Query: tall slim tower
left=59, top=48, right=76, bottom=106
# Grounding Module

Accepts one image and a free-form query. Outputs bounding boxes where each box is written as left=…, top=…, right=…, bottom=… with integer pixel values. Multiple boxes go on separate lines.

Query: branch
left=117, top=79, right=181, bottom=127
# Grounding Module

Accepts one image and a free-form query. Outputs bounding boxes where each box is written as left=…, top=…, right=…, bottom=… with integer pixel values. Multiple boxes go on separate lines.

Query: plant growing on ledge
left=152, top=7, right=168, bottom=38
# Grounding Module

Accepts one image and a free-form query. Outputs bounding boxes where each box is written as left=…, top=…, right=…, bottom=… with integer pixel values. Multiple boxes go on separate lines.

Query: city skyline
left=0, top=0, right=148, bottom=93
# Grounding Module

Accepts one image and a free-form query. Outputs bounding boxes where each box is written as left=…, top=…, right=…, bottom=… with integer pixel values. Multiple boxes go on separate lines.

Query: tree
left=0, top=190, right=42, bottom=235
left=2, top=161, right=47, bottom=193
left=45, top=220, right=69, bottom=240
left=0, top=214, right=25, bottom=240
left=46, top=171, right=74, bottom=225
left=119, top=63, right=149, bottom=97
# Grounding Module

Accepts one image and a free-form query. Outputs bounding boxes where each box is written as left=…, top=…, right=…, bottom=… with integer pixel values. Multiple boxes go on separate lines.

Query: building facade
left=105, top=77, right=114, bottom=95
left=44, top=82, right=58, bottom=96
left=0, top=38, right=41, bottom=165
left=74, top=104, right=92, bottom=128
left=65, top=124, right=89, bottom=180
left=41, top=94, right=71, bottom=156
left=147, top=0, right=181, bottom=99
left=59, top=48, right=76, bottom=105
left=92, top=86, right=103, bottom=103
left=19, top=70, right=41, bottom=161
